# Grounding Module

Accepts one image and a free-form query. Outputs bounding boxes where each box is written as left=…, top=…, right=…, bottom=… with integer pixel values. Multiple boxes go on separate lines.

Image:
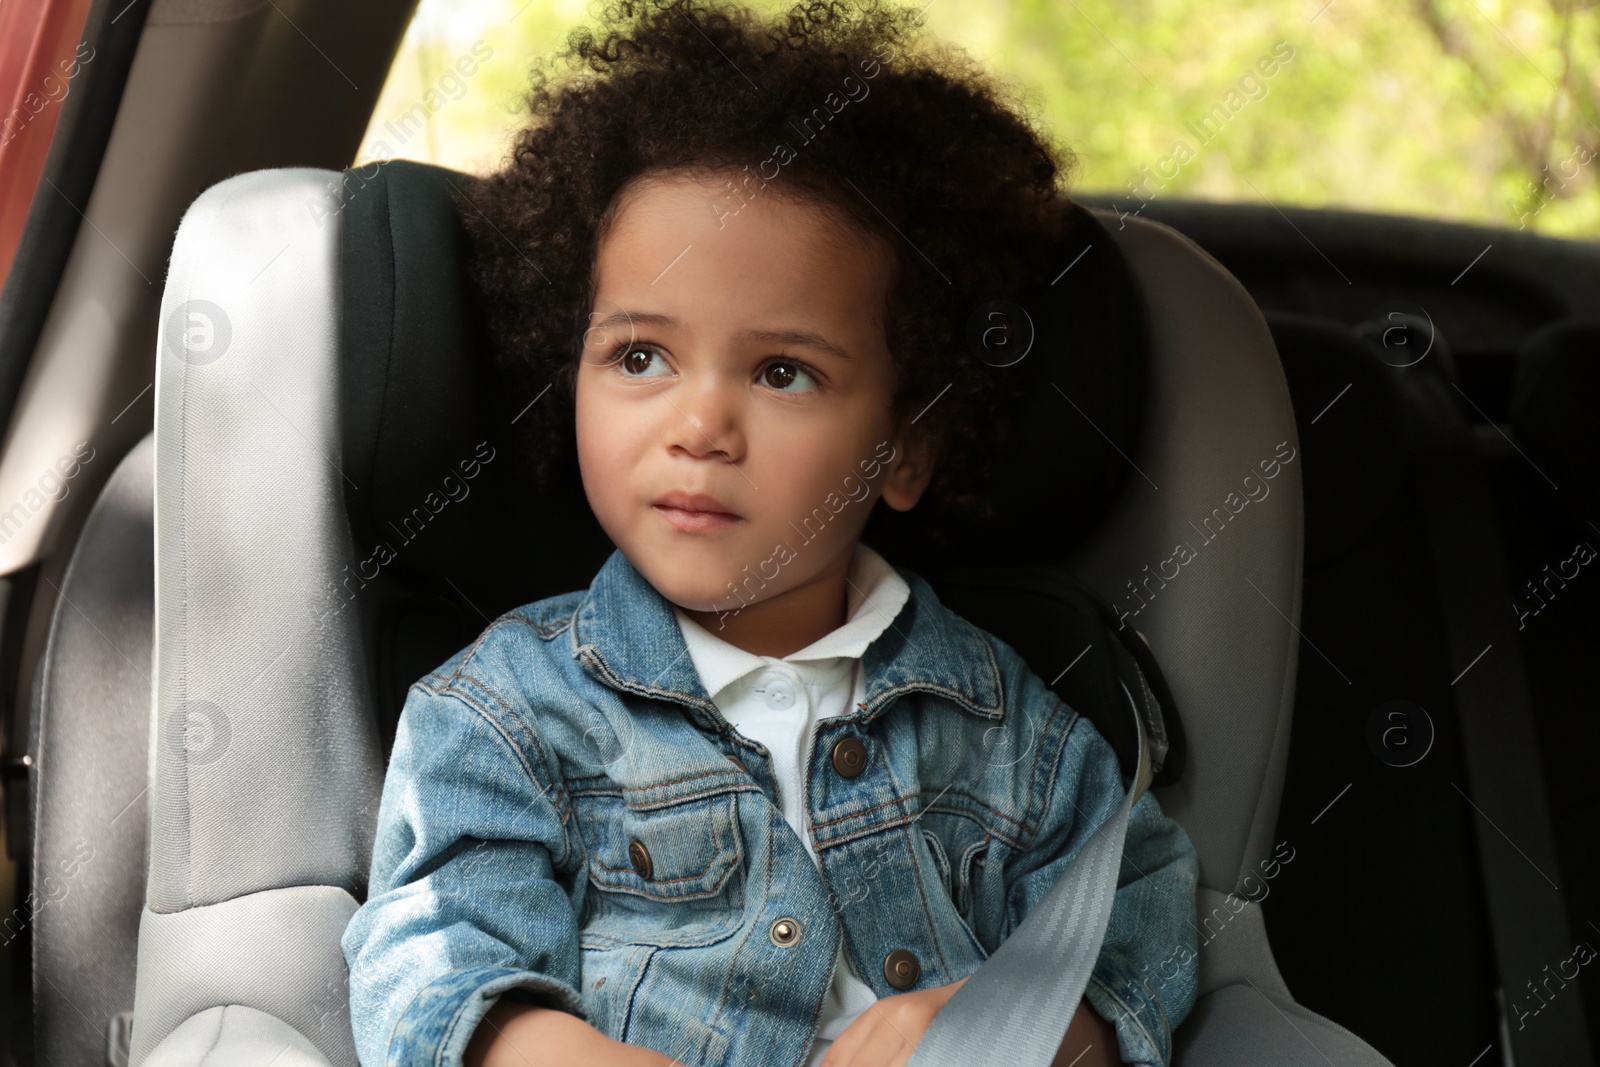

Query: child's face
left=575, top=170, right=933, bottom=616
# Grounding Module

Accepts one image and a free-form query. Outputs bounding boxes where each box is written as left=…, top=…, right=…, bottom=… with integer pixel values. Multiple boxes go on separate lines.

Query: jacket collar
left=673, top=541, right=908, bottom=702
left=569, top=545, right=1003, bottom=735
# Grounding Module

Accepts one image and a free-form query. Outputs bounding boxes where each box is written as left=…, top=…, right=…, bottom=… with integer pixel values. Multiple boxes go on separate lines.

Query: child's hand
left=816, top=976, right=969, bottom=1067
left=817, top=977, right=1122, bottom=1067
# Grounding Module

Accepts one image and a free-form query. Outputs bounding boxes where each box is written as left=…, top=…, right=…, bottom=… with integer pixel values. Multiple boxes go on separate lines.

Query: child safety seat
left=28, top=159, right=1399, bottom=1067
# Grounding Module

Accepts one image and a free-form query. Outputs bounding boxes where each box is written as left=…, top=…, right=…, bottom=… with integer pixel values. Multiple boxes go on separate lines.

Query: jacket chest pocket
left=573, top=790, right=746, bottom=948
left=920, top=823, right=990, bottom=923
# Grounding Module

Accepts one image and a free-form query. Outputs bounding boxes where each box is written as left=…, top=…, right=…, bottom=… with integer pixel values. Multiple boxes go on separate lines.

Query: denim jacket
left=341, top=546, right=1200, bottom=1067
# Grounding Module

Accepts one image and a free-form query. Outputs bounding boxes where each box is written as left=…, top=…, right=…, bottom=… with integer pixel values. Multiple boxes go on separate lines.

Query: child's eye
left=605, top=344, right=819, bottom=393
left=761, top=358, right=819, bottom=393
left=608, top=344, right=672, bottom=378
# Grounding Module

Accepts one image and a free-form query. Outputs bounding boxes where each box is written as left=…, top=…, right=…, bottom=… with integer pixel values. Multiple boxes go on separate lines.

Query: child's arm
left=996, top=692, right=1201, bottom=1067
left=341, top=674, right=663, bottom=1067
left=464, top=1000, right=683, bottom=1067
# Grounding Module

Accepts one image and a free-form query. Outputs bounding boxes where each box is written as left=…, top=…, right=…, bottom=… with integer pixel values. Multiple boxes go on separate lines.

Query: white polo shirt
left=672, top=541, right=911, bottom=1067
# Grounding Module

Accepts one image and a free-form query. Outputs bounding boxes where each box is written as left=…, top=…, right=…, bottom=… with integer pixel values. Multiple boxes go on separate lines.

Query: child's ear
left=879, top=423, right=938, bottom=513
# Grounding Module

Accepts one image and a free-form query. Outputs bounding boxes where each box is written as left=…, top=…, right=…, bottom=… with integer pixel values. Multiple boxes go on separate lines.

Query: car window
left=355, top=0, right=1599, bottom=239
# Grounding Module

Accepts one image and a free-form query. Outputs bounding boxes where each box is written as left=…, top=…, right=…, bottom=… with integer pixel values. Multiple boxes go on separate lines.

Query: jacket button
left=628, top=840, right=652, bottom=881
left=769, top=917, right=801, bottom=947
left=831, top=737, right=867, bottom=777
left=883, top=949, right=920, bottom=990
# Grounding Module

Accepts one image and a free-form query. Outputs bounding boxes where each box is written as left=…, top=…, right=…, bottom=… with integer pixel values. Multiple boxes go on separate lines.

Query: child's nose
left=667, top=379, right=744, bottom=460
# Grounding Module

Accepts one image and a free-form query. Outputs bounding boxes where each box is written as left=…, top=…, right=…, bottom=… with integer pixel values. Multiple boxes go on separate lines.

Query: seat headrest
left=339, top=161, right=614, bottom=612
left=338, top=159, right=1149, bottom=609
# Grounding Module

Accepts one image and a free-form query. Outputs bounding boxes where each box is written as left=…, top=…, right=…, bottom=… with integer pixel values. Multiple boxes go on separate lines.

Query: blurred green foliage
left=354, top=0, right=1600, bottom=238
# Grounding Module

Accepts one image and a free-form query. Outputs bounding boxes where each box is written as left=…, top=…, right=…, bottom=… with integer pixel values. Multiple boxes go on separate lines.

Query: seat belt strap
left=1414, top=425, right=1594, bottom=1064
left=908, top=665, right=1152, bottom=1067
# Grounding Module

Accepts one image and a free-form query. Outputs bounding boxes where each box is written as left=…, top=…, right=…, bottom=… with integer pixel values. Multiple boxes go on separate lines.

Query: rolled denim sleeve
left=340, top=674, right=588, bottom=1067
left=1000, top=710, right=1199, bottom=1067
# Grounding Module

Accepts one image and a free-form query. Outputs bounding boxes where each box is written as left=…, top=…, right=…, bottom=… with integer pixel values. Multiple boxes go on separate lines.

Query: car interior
left=0, top=2, right=1596, bottom=1067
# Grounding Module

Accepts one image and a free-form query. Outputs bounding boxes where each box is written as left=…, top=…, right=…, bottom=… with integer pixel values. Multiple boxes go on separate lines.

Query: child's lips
left=652, top=504, right=743, bottom=533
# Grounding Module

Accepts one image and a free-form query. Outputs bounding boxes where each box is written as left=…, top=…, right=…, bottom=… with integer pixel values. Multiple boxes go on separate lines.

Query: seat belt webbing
left=1415, top=421, right=1593, bottom=1065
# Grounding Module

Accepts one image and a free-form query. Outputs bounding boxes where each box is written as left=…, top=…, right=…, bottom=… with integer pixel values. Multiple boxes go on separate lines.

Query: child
left=340, top=1, right=1200, bottom=1065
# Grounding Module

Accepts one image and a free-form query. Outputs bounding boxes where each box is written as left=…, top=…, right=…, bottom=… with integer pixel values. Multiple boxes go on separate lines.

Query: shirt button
left=762, top=675, right=796, bottom=710
left=628, top=840, right=653, bottom=881
left=770, top=917, right=802, bottom=947
left=831, top=736, right=868, bottom=777
left=883, top=949, right=921, bottom=989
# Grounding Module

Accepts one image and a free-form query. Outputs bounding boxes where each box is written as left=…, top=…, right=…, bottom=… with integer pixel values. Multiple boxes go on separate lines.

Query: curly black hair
left=453, top=0, right=1081, bottom=541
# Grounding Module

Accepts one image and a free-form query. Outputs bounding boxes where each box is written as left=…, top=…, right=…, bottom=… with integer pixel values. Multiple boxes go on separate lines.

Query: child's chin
left=632, top=551, right=742, bottom=609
